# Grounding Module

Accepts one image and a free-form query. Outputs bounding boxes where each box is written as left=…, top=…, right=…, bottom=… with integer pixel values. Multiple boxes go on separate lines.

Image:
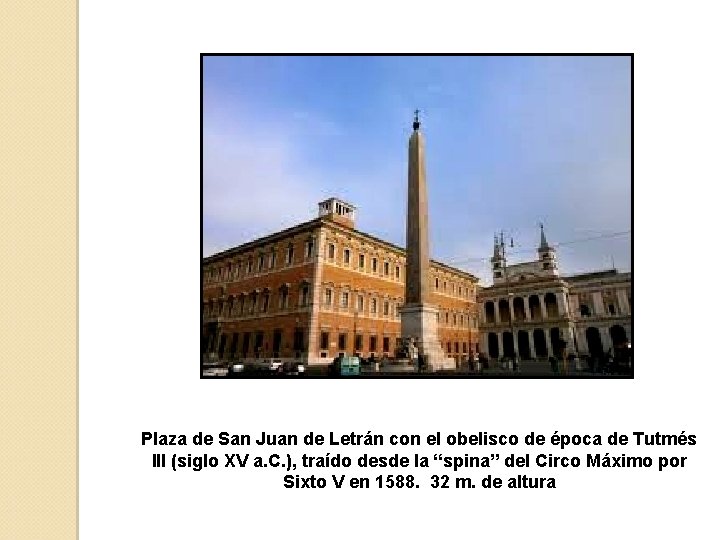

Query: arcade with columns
left=476, top=226, right=631, bottom=362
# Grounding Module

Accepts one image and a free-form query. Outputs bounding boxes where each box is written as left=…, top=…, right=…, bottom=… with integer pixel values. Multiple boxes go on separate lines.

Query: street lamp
left=499, top=231, right=515, bottom=369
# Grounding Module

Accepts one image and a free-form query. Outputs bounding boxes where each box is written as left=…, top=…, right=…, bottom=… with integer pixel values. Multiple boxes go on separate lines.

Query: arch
left=488, top=333, right=499, bottom=359
left=550, top=327, right=564, bottom=357
left=484, top=301, right=495, bottom=323
left=609, top=325, right=628, bottom=347
left=502, top=331, right=515, bottom=358
left=498, top=299, right=511, bottom=323
left=586, top=327, right=603, bottom=358
left=517, top=330, right=531, bottom=360
left=533, top=329, right=548, bottom=357
left=544, top=292, right=559, bottom=318
left=512, top=296, right=525, bottom=321
left=529, top=295, right=541, bottom=320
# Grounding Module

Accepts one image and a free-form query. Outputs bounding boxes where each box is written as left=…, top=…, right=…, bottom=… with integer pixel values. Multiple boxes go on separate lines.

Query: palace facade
left=202, top=198, right=480, bottom=365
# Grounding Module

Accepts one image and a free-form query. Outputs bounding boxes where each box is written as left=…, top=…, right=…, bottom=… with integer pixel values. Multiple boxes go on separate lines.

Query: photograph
left=201, top=54, right=632, bottom=378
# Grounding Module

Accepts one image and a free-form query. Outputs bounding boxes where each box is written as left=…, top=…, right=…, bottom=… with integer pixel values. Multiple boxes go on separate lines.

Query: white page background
left=80, top=2, right=720, bottom=538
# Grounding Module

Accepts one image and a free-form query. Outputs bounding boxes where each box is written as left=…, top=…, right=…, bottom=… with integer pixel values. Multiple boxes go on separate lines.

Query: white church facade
left=476, top=226, right=631, bottom=362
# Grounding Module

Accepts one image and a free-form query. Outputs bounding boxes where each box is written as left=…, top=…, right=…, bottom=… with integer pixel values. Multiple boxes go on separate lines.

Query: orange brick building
left=202, top=198, right=481, bottom=365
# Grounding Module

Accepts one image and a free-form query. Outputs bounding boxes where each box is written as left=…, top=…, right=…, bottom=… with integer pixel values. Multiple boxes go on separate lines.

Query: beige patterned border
left=0, top=1, right=77, bottom=538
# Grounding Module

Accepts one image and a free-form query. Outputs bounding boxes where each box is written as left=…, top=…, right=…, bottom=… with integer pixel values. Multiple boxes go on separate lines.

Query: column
left=494, top=299, right=500, bottom=324
left=508, top=296, right=515, bottom=322
left=558, top=291, right=568, bottom=317
left=592, top=292, right=605, bottom=317
left=544, top=328, right=552, bottom=355
left=523, top=297, right=531, bottom=321
left=529, top=332, right=537, bottom=359
left=565, top=325, right=577, bottom=354
left=599, top=326, right=612, bottom=352
left=511, top=331, right=518, bottom=357
left=618, top=289, right=631, bottom=315
left=498, top=334, right=504, bottom=359
left=577, top=326, right=589, bottom=355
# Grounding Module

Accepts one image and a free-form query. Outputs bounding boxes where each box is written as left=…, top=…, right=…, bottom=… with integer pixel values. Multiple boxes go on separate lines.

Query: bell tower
left=538, top=223, right=559, bottom=276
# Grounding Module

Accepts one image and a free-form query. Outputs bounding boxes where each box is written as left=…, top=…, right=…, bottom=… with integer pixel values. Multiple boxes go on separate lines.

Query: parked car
left=278, top=361, right=306, bottom=376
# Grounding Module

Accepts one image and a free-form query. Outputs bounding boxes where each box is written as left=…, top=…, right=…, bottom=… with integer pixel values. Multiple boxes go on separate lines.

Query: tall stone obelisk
left=400, top=111, right=454, bottom=371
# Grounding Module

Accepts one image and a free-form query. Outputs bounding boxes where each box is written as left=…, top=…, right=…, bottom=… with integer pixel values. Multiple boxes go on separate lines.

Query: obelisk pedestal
left=400, top=112, right=455, bottom=371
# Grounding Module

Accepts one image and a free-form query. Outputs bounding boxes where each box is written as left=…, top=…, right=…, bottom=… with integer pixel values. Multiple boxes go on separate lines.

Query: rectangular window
left=382, top=337, right=390, bottom=353
left=300, top=285, right=309, bottom=307
left=372, top=258, right=378, bottom=273
left=247, top=259, right=253, bottom=274
left=320, top=332, right=329, bottom=350
left=258, top=254, right=264, bottom=271
left=369, top=336, right=377, bottom=352
left=338, top=333, right=347, bottom=351
left=354, top=334, right=363, bottom=351
left=269, top=251, right=276, bottom=269
left=286, top=244, right=294, bottom=265
left=262, top=294, right=270, bottom=312
left=280, top=288, right=288, bottom=309
left=371, top=298, right=377, bottom=314
left=325, top=289, right=332, bottom=306
left=454, top=342, right=459, bottom=353
left=343, top=249, right=350, bottom=264
left=293, top=329, right=304, bottom=351
left=383, top=301, right=389, bottom=316
left=328, top=244, right=335, bottom=260
left=341, top=291, right=349, bottom=308
left=384, top=261, right=389, bottom=275
left=357, top=295, right=364, bottom=312
left=359, top=254, right=365, bottom=269
left=462, top=342, right=467, bottom=353
left=395, top=266, right=400, bottom=279
left=305, top=239, right=314, bottom=259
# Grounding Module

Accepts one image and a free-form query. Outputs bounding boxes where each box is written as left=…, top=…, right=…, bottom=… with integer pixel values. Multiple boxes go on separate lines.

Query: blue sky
left=203, top=55, right=631, bottom=282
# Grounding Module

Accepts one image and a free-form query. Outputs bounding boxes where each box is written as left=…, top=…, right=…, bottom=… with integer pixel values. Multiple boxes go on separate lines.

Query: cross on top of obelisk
left=413, top=109, right=421, bottom=131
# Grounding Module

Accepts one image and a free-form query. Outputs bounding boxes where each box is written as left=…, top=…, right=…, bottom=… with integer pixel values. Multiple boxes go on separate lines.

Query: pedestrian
left=549, top=355, right=558, bottom=374
left=572, top=353, right=581, bottom=372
